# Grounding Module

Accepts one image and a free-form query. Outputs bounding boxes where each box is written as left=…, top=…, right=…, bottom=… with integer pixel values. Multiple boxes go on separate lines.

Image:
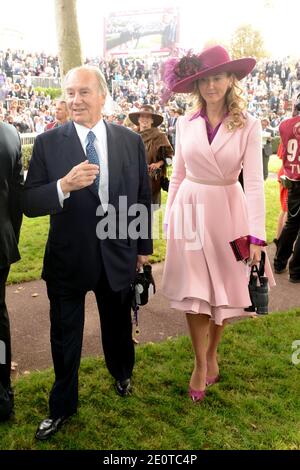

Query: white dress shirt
left=57, top=119, right=109, bottom=210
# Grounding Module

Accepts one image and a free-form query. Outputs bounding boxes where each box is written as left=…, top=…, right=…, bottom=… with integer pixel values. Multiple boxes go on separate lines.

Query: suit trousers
left=274, top=184, right=300, bottom=279
left=46, top=269, right=134, bottom=419
left=262, top=149, right=270, bottom=180
left=0, top=267, right=11, bottom=389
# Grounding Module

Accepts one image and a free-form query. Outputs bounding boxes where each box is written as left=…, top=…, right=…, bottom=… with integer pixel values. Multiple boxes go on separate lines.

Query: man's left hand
left=137, top=255, right=149, bottom=271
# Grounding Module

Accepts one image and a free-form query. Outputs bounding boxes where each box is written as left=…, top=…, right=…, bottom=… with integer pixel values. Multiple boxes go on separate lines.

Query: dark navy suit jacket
left=0, top=122, right=23, bottom=269
left=23, top=120, right=153, bottom=292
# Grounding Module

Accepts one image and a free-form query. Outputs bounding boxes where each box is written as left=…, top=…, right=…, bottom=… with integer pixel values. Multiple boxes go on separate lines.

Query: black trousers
left=262, top=151, right=270, bottom=181
left=47, top=270, right=134, bottom=419
left=0, top=267, right=11, bottom=389
left=274, top=184, right=300, bottom=279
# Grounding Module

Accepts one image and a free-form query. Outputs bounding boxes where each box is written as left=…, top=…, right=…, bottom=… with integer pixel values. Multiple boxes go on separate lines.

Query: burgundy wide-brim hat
left=164, top=45, right=256, bottom=95
left=129, top=105, right=164, bottom=127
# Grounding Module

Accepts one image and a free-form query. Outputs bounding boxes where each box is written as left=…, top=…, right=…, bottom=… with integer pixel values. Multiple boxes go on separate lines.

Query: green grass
left=8, top=180, right=279, bottom=284
left=268, top=155, right=282, bottom=174
left=8, top=216, right=49, bottom=284
left=1, top=309, right=300, bottom=450
left=265, top=179, right=281, bottom=244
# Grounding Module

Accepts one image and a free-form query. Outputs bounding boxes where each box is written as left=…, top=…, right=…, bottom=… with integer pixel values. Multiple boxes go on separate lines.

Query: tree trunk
left=55, top=0, right=83, bottom=81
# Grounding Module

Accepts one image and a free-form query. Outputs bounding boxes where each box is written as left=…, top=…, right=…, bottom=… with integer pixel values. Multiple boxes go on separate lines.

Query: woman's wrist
left=248, top=235, right=267, bottom=246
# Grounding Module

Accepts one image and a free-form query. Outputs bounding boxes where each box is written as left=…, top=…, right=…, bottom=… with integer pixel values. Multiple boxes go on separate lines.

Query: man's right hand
left=60, top=160, right=99, bottom=194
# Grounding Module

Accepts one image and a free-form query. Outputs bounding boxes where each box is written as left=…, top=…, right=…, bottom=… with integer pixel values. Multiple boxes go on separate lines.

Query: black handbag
left=244, top=252, right=269, bottom=315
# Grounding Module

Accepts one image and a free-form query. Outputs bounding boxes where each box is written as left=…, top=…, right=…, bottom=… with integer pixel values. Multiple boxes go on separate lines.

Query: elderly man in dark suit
left=23, top=66, right=152, bottom=440
left=0, top=122, right=23, bottom=421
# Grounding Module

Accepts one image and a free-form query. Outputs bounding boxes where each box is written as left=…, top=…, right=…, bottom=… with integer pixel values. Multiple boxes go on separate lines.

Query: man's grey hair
left=64, top=65, right=108, bottom=97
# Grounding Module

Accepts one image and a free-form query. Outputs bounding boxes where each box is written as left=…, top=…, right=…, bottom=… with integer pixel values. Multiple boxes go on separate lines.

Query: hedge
left=34, top=87, right=63, bottom=100
left=272, top=136, right=280, bottom=154
left=22, top=144, right=33, bottom=170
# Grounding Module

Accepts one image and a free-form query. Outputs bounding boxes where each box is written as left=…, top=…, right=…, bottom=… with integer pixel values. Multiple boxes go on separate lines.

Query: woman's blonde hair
left=191, top=74, right=247, bottom=131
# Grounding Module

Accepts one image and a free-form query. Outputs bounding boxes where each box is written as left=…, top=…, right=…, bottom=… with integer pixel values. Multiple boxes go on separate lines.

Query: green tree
left=55, top=0, right=83, bottom=80
left=230, top=24, right=267, bottom=60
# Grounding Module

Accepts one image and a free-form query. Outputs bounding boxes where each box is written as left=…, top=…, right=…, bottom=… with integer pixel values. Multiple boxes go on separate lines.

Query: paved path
left=7, top=244, right=300, bottom=374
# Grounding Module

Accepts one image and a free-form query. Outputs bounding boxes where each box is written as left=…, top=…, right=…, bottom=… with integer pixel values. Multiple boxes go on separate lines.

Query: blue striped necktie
left=86, top=130, right=100, bottom=190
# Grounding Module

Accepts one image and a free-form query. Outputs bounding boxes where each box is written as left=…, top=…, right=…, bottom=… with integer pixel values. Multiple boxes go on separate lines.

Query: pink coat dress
left=162, top=112, right=275, bottom=325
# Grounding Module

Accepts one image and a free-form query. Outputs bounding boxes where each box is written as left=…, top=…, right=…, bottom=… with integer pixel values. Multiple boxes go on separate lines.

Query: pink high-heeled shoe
left=188, top=386, right=206, bottom=403
left=206, top=375, right=220, bottom=387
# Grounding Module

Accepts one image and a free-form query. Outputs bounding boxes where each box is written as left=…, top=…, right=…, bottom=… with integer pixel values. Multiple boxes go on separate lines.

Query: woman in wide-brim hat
left=161, top=45, right=275, bottom=403
left=129, top=105, right=164, bottom=128
left=129, top=105, right=173, bottom=206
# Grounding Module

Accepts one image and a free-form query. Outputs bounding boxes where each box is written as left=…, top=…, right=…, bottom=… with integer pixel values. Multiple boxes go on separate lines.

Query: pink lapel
left=194, top=118, right=224, bottom=177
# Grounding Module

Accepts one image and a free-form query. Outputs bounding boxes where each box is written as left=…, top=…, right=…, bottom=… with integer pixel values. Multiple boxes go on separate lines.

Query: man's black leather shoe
left=289, top=276, right=300, bottom=283
left=274, top=265, right=287, bottom=274
left=114, top=378, right=132, bottom=397
left=35, top=416, right=69, bottom=440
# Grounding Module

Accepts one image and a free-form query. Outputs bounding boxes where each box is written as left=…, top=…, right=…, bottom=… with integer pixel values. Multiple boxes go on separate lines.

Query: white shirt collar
left=73, top=119, right=105, bottom=146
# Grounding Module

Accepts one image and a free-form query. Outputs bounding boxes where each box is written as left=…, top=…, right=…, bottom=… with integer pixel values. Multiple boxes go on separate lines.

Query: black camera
left=132, top=264, right=156, bottom=307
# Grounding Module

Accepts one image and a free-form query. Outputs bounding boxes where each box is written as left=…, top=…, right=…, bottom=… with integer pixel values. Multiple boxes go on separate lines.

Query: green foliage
left=272, top=136, right=280, bottom=154
left=268, top=155, right=282, bottom=174
left=21, top=144, right=33, bottom=170
left=230, top=24, right=267, bottom=59
left=265, top=179, right=280, bottom=243
left=34, top=87, right=63, bottom=100
left=1, top=310, right=300, bottom=449
left=8, top=216, right=49, bottom=284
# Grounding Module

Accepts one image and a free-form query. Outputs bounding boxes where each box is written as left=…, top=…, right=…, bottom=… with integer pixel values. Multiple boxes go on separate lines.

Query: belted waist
left=185, top=174, right=237, bottom=186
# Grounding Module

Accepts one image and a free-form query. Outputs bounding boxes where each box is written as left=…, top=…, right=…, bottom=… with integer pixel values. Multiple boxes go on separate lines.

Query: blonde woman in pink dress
left=161, top=45, right=275, bottom=403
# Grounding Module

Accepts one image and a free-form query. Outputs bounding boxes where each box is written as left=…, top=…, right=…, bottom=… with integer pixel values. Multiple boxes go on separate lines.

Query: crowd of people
left=1, top=48, right=300, bottom=138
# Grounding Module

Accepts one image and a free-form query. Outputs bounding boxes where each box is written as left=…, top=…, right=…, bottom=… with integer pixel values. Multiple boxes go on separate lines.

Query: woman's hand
left=248, top=244, right=262, bottom=267
left=148, top=161, right=164, bottom=172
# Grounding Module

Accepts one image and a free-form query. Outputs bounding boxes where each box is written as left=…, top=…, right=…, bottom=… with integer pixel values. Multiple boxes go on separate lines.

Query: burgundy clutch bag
left=230, top=235, right=250, bottom=261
